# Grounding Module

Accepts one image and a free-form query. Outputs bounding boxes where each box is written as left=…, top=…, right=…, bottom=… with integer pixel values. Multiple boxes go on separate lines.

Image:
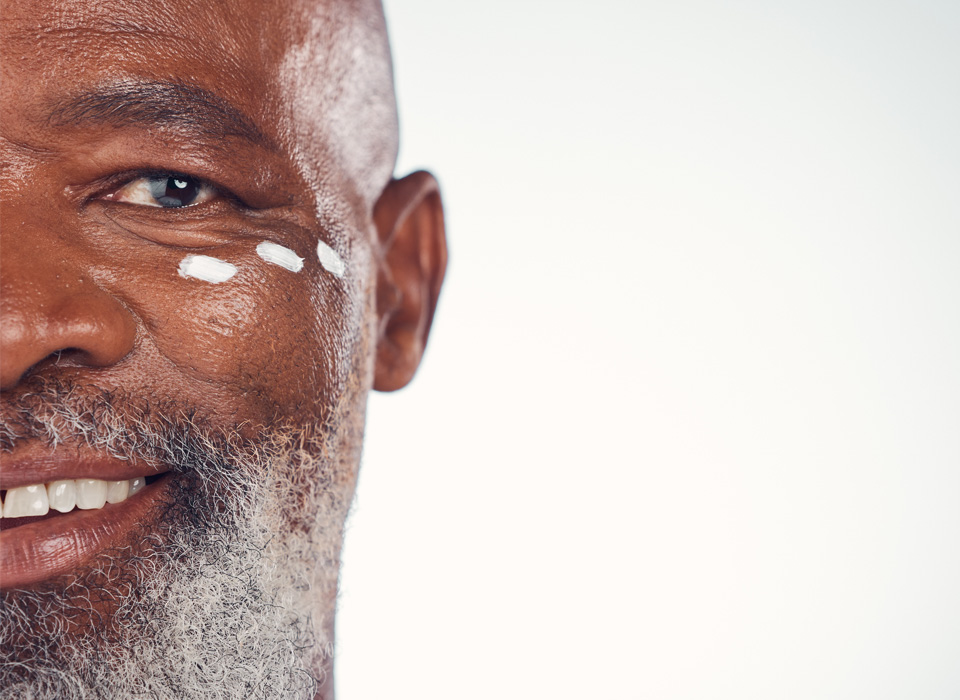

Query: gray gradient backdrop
left=338, top=1, right=960, bottom=697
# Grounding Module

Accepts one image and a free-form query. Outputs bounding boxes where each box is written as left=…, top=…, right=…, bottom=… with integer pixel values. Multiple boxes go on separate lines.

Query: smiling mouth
left=0, top=456, right=173, bottom=590
left=1, top=474, right=166, bottom=530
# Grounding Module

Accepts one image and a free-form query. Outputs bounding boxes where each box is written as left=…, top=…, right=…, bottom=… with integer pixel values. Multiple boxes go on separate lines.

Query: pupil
left=149, top=175, right=200, bottom=207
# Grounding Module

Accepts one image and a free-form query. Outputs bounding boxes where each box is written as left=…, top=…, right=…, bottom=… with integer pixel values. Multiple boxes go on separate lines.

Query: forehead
left=4, top=0, right=298, bottom=138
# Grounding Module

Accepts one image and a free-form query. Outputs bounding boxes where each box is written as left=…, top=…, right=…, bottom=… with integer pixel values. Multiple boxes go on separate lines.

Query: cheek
left=123, top=247, right=355, bottom=425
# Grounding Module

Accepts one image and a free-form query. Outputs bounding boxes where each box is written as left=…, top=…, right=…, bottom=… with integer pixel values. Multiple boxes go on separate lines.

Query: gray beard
left=0, top=380, right=352, bottom=699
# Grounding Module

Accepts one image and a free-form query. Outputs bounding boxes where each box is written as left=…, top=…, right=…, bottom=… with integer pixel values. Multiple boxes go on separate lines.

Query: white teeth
left=47, top=480, right=77, bottom=513
left=129, top=477, right=145, bottom=496
left=3, top=484, right=50, bottom=518
left=75, top=479, right=108, bottom=510
left=0, top=476, right=151, bottom=518
left=106, top=480, right=130, bottom=504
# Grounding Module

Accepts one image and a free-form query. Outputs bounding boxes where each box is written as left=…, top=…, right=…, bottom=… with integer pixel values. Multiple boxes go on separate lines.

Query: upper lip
left=0, top=444, right=168, bottom=490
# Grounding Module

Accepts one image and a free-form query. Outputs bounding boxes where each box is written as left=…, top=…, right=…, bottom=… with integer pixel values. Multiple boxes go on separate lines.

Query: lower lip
left=0, top=475, right=173, bottom=589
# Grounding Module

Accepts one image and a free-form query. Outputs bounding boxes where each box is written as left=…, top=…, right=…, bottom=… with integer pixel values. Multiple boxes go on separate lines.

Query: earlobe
left=372, top=171, right=447, bottom=392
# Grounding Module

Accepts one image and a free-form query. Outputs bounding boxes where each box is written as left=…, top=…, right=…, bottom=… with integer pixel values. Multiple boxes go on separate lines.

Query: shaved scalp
left=279, top=0, right=400, bottom=213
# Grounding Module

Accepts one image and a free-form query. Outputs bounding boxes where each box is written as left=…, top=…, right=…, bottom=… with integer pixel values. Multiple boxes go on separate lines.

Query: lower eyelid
left=98, top=206, right=241, bottom=248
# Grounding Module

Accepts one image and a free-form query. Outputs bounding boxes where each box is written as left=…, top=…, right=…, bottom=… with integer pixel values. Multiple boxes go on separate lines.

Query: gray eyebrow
left=47, top=80, right=270, bottom=146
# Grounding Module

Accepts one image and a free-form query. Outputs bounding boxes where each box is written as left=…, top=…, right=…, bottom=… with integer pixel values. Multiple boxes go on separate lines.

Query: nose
left=0, top=237, right=137, bottom=392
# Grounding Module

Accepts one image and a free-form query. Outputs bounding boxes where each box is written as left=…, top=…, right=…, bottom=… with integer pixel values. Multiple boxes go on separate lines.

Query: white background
left=337, top=1, right=960, bottom=697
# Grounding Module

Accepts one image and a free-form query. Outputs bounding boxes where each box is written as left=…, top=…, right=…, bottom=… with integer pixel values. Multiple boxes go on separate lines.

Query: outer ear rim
left=372, top=171, right=447, bottom=392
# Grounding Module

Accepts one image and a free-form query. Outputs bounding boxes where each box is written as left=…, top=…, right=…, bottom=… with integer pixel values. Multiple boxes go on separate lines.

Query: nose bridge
left=0, top=205, right=138, bottom=391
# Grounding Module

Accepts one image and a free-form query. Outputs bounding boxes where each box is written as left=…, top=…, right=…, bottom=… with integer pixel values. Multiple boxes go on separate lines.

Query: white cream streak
left=256, top=241, right=304, bottom=272
left=178, top=255, right=238, bottom=283
left=316, top=240, right=346, bottom=278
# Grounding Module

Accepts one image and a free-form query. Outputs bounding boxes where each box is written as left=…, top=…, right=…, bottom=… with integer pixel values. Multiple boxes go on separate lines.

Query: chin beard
left=0, top=380, right=355, bottom=700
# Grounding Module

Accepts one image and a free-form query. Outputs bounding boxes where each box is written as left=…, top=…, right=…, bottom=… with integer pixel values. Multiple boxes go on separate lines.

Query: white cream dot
left=178, top=255, right=238, bottom=283
left=317, top=240, right=346, bottom=278
left=256, top=241, right=304, bottom=272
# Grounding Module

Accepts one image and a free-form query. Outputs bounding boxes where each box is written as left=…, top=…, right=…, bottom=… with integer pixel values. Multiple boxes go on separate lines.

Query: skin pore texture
left=0, top=0, right=447, bottom=698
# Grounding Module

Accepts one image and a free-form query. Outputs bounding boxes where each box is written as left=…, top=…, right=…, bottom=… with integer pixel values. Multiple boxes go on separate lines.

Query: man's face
left=0, top=0, right=446, bottom=697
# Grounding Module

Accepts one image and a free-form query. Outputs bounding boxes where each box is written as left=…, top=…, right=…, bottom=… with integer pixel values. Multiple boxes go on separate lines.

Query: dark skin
left=0, top=0, right=446, bottom=695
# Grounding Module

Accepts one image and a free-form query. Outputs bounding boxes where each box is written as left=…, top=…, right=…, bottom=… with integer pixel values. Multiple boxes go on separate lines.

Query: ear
left=372, top=171, right=448, bottom=392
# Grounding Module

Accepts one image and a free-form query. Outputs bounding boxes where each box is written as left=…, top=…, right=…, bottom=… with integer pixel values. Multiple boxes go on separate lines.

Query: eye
left=102, top=174, right=217, bottom=208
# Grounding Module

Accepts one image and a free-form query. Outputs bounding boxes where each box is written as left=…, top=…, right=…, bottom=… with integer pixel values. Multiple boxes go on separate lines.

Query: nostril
left=10, top=348, right=102, bottom=388
left=50, top=348, right=88, bottom=368
left=51, top=348, right=85, bottom=360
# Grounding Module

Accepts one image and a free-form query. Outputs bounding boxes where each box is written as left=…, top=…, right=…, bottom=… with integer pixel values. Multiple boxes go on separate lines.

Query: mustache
left=0, top=376, right=263, bottom=487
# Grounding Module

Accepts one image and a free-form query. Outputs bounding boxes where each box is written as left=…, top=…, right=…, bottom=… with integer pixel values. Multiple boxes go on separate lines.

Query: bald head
left=279, top=0, right=400, bottom=207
